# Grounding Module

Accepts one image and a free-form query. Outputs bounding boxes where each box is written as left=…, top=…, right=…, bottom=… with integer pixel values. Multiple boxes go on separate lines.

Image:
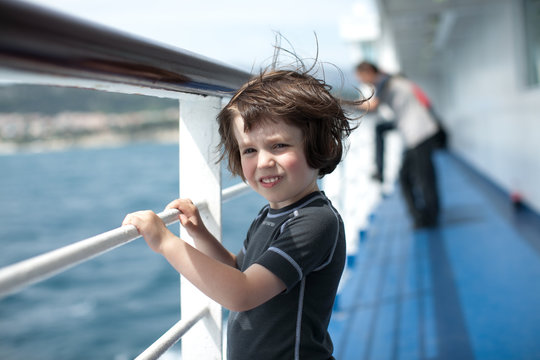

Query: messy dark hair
left=217, top=41, right=366, bottom=180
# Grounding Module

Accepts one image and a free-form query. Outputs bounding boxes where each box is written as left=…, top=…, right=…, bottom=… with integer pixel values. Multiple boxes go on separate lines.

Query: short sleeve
left=254, top=207, right=340, bottom=292
left=235, top=244, right=246, bottom=270
left=236, top=205, right=269, bottom=270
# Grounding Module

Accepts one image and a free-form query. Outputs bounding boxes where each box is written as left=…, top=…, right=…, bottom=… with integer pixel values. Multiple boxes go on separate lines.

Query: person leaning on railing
left=355, top=61, right=441, bottom=229
left=122, top=62, right=364, bottom=360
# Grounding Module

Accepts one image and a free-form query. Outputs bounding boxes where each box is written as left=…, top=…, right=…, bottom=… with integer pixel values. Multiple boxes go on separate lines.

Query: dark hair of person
left=355, top=61, right=379, bottom=74
left=217, top=64, right=366, bottom=179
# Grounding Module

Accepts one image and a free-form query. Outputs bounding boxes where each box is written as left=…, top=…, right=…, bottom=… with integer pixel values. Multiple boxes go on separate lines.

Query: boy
left=123, top=69, right=361, bottom=359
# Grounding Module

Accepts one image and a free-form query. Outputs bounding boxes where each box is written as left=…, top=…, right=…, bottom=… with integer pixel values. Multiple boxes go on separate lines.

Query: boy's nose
left=258, top=151, right=276, bottom=168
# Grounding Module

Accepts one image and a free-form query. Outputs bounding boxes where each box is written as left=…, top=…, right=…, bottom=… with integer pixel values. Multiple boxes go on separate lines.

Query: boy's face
left=233, top=115, right=319, bottom=209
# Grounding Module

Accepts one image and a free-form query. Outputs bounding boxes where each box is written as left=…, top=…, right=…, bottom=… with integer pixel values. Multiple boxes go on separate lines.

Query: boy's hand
left=122, top=211, right=172, bottom=254
left=166, top=199, right=209, bottom=238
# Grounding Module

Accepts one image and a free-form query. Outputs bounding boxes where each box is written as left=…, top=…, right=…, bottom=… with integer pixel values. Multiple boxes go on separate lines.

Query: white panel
left=381, top=0, right=540, bottom=213
left=440, top=1, right=540, bottom=212
left=179, top=93, right=223, bottom=360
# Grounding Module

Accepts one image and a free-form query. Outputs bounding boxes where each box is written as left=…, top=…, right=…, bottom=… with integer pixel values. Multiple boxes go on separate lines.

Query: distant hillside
left=0, top=84, right=177, bottom=114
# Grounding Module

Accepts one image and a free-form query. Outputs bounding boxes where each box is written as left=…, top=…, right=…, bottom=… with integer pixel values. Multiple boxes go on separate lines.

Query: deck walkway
left=329, top=151, right=540, bottom=360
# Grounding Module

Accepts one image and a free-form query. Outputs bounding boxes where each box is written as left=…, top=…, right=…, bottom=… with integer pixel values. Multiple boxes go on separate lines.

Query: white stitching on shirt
left=313, top=199, right=341, bottom=272
left=266, top=194, right=322, bottom=218
left=280, top=218, right=292, bottom=236
left=279, top=210, right=298, bottom=235
left=256, top=205, right=269, bottom=219
left=295, top=277, right=306, bottom=360
left=268, top=246, right=303, bottom=281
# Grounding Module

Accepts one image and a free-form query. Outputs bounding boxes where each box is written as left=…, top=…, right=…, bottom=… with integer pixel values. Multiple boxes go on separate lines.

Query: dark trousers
left=374, top=121, right=396, bottom=181
left=399, top=136, right=440, bottom=227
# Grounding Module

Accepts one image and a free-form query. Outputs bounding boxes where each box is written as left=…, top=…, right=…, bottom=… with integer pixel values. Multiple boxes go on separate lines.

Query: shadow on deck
left=329, top=151, right=540, bottom=360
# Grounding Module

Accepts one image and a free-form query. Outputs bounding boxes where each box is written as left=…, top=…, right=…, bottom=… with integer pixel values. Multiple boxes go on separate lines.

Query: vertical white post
left=179, top=93, right=222, bottom=360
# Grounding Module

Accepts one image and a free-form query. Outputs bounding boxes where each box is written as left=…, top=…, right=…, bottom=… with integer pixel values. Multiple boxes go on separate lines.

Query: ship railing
left=0, top=1, right=252, bottom=359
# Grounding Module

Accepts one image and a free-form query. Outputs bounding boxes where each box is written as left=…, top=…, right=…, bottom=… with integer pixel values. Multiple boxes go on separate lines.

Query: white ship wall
left=407, top=1, right=540, bottom=213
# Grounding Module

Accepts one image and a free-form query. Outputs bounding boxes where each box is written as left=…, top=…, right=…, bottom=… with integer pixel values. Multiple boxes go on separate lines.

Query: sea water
left=0, top=143, right=266, bottom=359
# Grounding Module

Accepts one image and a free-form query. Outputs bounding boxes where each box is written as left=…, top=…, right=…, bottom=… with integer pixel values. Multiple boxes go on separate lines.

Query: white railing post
left=179, top=93, right=223, bottom=360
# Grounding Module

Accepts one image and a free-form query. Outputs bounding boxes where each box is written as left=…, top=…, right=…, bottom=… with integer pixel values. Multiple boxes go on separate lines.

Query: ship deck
left=329, top=151, right=540, bottom=360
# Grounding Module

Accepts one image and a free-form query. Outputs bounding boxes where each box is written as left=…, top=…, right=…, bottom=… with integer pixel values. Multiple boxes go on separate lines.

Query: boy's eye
left=274, top=143, right=288, bottom=149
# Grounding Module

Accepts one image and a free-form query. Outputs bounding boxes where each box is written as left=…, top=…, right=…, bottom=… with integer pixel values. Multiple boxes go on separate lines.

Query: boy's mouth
left=259, top=175, right=282, bottom=188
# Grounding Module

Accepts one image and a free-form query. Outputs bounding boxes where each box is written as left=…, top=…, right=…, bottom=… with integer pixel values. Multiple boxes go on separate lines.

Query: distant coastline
left=0, top=84, right=180, bottom=154
left=0, top=108, right=179, bottom=154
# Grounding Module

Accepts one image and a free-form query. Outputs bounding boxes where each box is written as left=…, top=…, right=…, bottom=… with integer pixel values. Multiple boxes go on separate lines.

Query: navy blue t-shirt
left=227, top=191, right=346, bottom=360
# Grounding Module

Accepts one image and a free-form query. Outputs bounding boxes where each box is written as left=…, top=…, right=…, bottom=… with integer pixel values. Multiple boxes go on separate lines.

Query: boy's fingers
left=122, top=211, right=157, bottom=227
left=122, top=213, right=141, bottom=229
left=179, top=213, right=189, bottom=226
left=165, top=199, right=181, bottom=209
left=166, top=199, right=197, bottom=214
left=123, top=212, right=140, bottom=224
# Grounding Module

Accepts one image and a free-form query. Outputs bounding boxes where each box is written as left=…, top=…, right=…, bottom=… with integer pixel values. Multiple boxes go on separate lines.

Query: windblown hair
left=217, top=67, right=365, bottom=180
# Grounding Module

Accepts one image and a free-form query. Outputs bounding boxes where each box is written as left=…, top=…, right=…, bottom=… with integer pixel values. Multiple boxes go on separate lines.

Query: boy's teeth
left=262, top=177, right=279, bottom=183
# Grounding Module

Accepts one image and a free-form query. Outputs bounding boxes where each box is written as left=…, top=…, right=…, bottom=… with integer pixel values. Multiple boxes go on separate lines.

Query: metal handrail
left=0, top=0, right=251, bottom=96
left=0, top=208, right=180, bottom=299
left=135, top=306, right=210, bottom=360
left=0, top=183, right=250, bottom=299
left=222, top=182, right=251, bottom=202
left=0, top=2, right=254, bottom=357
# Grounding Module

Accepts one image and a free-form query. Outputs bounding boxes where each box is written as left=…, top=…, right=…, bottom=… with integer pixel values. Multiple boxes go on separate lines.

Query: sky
left=26, top=0, right=379, bottom=76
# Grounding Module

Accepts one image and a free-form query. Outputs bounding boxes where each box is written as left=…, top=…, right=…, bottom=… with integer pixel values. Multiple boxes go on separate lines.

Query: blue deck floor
left=329, top=152, right=540, bottom=360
